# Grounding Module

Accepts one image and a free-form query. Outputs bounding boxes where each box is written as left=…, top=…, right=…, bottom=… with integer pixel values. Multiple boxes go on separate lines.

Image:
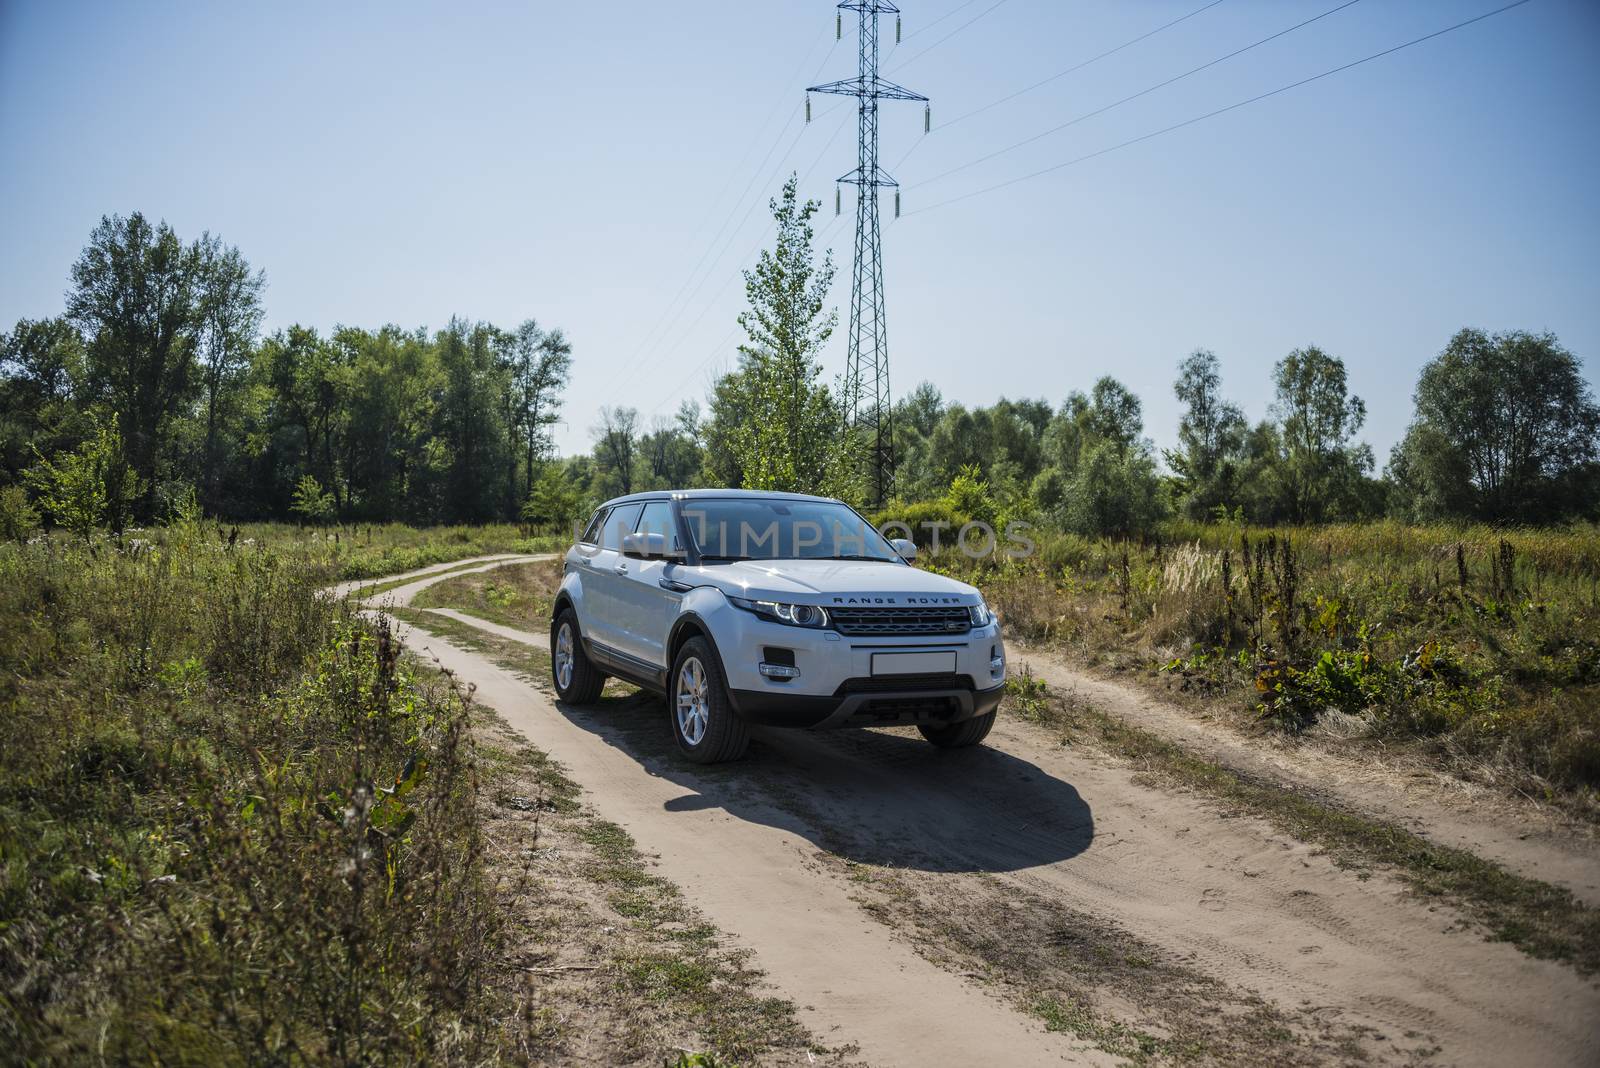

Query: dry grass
left=929, top=520, right=1600, bottom=805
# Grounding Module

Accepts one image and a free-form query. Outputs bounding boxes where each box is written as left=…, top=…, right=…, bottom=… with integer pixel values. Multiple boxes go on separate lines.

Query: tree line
left=4, top=197, right=1597, bottom=537
left=1, top=213, right=573, bottom=529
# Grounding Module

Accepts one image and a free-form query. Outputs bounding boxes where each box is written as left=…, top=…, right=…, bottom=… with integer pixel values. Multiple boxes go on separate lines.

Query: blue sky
left=2, top=0, right=1596, bottom=463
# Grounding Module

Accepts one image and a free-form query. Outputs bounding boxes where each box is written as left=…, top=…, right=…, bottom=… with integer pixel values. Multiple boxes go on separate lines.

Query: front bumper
left=730, top=676, right=1006, bottom=730
left=693, top=594, right=1007, bottom=730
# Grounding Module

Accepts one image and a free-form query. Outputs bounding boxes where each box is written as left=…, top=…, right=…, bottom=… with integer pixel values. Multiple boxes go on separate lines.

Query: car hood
left=688, top=558, right=982, bottom=605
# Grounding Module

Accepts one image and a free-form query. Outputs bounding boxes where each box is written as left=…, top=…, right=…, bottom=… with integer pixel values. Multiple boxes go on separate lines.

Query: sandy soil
left=1011, top=641, right=1600, bottom=907
left=359, top=556, right=1600, bottom=1067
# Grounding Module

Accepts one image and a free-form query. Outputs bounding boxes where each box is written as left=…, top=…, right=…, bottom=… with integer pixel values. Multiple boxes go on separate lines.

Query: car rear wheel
left=551, top=609, right=605, bottom=704
left=669, top=637, right=749, bottom=763
left=919, top=711, right=996, bottom=749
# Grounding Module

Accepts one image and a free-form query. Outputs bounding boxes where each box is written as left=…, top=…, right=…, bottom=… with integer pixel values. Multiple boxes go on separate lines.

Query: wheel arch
left=552, top=584, right=577, bottom=627
left=667, top=611, right=731, bottom=684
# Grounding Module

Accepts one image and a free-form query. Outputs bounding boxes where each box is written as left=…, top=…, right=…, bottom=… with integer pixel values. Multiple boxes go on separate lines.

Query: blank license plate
left=871, top=651, right=957, bottom=676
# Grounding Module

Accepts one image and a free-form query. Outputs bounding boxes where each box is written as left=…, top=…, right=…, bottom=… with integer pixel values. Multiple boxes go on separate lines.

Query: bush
left=0, top=484, right=39, bottom=541
left=871, top=499, right=973, bottom=554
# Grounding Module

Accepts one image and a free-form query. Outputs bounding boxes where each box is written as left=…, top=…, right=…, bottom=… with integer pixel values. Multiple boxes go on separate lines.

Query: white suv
left=550, top=490, right=1006, bottom=763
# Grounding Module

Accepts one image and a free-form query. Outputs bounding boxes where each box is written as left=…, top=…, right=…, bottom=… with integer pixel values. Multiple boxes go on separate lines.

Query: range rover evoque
left=550, top=489, right=1006, bottom=763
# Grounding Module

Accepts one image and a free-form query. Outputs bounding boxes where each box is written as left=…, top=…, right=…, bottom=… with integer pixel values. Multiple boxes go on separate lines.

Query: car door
left=612, top=499, right=686, bottom=669
left=579, top=501, right=641, bottom=654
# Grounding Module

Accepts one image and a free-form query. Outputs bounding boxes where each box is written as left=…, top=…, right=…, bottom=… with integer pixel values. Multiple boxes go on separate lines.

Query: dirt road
left=352, top=557, right=1600, bottom=1067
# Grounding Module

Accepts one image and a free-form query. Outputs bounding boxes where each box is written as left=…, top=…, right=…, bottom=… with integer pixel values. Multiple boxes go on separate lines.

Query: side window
left=635, top=501, right=681, bottom=552
left=580, top=507, right=608, bottom=546
left=599, top=503, right=643, bottom=551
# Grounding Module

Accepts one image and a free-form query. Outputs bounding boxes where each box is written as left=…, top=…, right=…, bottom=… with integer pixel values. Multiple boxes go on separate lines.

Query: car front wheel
left=669, top=637, right=749, bottom=763
left=551, top=609, right=606, bottom=704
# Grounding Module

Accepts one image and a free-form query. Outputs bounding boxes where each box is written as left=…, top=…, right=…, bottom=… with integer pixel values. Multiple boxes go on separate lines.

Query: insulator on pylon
left=836, top=11, right=842, bottom=39
left=835, top=186, right=842, bottom=216
left=895, top=190, right=901, bottom=218
left=896, top=16, right=902, bottom=43
left=805, top=94, right=811, bottom=123
left=924, top=104, right=931, bottom=133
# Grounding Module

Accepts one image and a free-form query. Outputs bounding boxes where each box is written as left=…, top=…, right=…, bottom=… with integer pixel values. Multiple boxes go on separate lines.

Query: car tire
left=669, top=637, right=749, bottom=763
left=551, top=609, right=606, bottom=705
left=919, top=711, right=996, bottom=749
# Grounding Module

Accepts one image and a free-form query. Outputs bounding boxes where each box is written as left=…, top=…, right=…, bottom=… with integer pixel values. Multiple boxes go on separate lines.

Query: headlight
left=968, top=600, right=993, bottom=628
left=729, top=596, right=830, bottom=629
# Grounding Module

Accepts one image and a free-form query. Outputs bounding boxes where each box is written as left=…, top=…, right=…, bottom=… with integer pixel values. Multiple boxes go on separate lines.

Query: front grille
left=829, top=605, right=971, bottom=636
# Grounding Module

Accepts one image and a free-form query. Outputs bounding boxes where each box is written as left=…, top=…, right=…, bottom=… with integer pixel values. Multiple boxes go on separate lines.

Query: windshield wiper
left=817, top=554, right=894, bottom=562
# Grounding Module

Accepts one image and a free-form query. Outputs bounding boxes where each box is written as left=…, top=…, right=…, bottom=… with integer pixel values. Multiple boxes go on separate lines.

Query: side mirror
left=621, top=531, right=678, bottom=560
left=890, top=537, right=918, bottom=562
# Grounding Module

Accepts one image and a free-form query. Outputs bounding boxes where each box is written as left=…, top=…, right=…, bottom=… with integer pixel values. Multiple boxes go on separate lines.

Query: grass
left=1004, top=668, right=1600, bottom=976
left=0, top=519, right=501, bottom=1063
left=410, top=556, right=565, bottom=631
left=932, top=519, right=1600, bottom=805
left=122, top=519, right=566, bottom=581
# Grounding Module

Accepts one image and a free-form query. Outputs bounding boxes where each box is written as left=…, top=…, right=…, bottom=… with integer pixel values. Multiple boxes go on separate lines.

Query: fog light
left=759, top=662, right=801, bottom=680
left=990, top=645, right=1004, bottom=673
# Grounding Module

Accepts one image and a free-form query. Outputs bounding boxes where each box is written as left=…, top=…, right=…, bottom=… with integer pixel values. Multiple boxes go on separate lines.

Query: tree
left=435, top=318, right=512, bottom=523
left=25, top=411, right=137, bottom=539
left=67, top=213, right=214, bottom=518
left=592, top=405, right=639, bottom=497
left=502, top=319, right=572, bottom=505
left=727, top=174, right=855, bottom=499
left=289, top=473, right=336, bottom=525
left=701, top=370, right=750, bottom=488
left=1036, top=376, right=1166, bottom=535
left=1064, top=438, right=1165, bottom=537
left=1167, top=350, right=1247, bottom=519
left=639, top=414, right=701, bottom=489
left=331, top=325, right=441, bottom=521
left=1269, top=346, right=1372, bottom=522
left=521, top=463, right=585, bottom=529
left=1389, top=329, right=1599, bottom=522
left=0, top=317, right=87, bottom=482
left=259, top=326, right=352, bottom=515
left=193, top=232, right=265, bottom=512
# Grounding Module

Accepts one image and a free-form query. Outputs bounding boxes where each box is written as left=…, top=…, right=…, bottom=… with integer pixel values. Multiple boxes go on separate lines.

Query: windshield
left=679, top=499, right=899, bottom=562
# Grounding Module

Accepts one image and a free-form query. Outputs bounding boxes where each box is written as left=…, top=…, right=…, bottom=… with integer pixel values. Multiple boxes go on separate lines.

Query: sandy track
left=364, top=557, right=1600, bottom=1067
left=1012, top=642, right=1600, bottom=907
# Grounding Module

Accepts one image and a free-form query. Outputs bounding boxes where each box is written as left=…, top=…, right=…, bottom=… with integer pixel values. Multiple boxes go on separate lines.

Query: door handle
left=614, top=563, right=629, bottom=575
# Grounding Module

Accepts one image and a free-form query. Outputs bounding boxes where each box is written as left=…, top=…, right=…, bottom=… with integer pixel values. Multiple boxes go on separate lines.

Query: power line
left=906, top=0, right=1536, bottom=217
left=887, top=0, right=1012, bottom=73
left=612, top=35, right=841, bottom=383
left=898, top=0, right=984, bottom=45
left=911, top=0, right=1366, bottom=190
left=650, top=214, right=851, bottom=419
left=891, top=0, right=1229, bottom=175
left=626, top=104, right=852, bottom=392
left=946, top=0, right=1229, bottom=128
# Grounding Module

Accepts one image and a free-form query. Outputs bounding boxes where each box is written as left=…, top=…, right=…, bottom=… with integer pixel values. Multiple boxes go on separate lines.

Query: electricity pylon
left=808, top=1, right=927, bottom=508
